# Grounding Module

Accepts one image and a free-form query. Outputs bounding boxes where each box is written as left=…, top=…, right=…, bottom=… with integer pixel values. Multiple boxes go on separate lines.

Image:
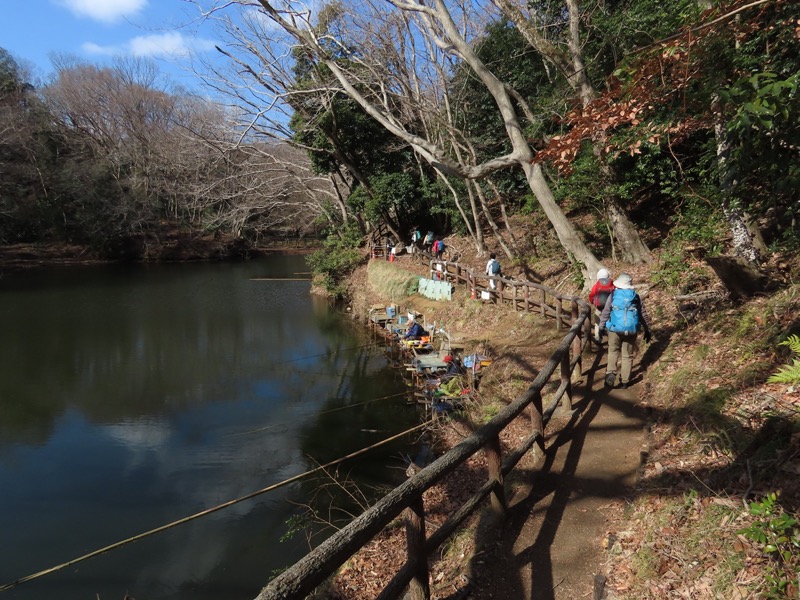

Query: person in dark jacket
left=598, top=273, right=652, bottom=389
left=403, top=320, right=427, bottom=340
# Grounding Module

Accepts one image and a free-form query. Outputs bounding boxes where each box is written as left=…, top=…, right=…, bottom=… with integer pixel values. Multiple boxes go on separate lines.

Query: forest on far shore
left=0, top=50, right=335, bottom=261
left=2, top=1, right=798, bottom=293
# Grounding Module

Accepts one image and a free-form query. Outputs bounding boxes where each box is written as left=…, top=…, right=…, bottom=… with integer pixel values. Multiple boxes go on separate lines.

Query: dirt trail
left=356, top=256, right=648, bottom=599
left=462, top=351, right=647, bottom=600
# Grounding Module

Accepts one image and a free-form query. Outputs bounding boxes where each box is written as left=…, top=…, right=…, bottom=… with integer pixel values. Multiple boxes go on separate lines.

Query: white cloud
left=129, top=32, right=215, bottom=57
left=58, top=0, right=149, bottom=23
left=82, top=32, right=216, bottom=59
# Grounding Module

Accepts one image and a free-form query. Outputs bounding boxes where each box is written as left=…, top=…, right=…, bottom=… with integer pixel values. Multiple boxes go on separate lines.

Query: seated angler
left=403, top=319, right=428, bottom=340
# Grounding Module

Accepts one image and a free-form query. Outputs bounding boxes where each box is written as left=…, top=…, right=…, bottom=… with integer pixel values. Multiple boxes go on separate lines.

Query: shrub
left=767, top=334, right=800, bottom=385
left=306, top=222, right=364, bottom=300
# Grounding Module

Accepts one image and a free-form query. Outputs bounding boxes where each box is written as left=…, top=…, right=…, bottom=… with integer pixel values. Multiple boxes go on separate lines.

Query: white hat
left=597, top=268, right=610, bottom=280
left=614, top=273, right=634, bottom=289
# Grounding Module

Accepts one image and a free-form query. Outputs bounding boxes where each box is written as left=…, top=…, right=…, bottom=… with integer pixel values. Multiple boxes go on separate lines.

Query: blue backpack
left=490, top=259, right=501, bottom=275
left=607, top=288, right=639, bottom=334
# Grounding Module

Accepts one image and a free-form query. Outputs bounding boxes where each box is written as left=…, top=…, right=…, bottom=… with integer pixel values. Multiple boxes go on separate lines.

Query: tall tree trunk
left=498, top=0, right=652, bottom=264
left=486, top=179, right=521, bottom=254
left=473, top=180, right=513, bottom=259
left=523, top=161, right=602, bottom=280
left=715, top=120, right=761, bottom=264
left=596, top=152, right=653, bottom=263
left=435, top=170, right=484, bottom=253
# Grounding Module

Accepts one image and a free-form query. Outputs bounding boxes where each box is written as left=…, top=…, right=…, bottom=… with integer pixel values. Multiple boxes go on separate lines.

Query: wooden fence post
left=405, top=496, right=430, bottom=600
left=584, top=309, right=593, bottom=352
left=560, top=352, right=573, bottom=413
left=571, top=301, right=582, bottom=375
left=540, top=289, right=547, bottom=320
left=524, top=284, right=530, bottom=313
left=556, top=298, right=563, bottom=330
left=530, top=390, right=545, bottom=463
left=485, top=435, right=506, bottom=521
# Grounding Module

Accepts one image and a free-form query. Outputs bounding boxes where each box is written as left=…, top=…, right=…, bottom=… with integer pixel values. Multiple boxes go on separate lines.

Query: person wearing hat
left=588, top=268, right=614, bottom=309
left=598, top=273, right=652, bottom=389
left=588, top=268, right=615, bottom=345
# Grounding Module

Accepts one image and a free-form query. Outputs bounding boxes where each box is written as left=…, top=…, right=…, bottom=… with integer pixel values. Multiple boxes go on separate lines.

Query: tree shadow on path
left=458, top=349, right=648, bottom=600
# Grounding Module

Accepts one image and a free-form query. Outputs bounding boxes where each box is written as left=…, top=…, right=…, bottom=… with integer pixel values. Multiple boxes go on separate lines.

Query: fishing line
left=268, top=341, right=383, bottom=367
left=232, top=390, right=412, bottom=436
left=0, top=421, right=431, bottom=593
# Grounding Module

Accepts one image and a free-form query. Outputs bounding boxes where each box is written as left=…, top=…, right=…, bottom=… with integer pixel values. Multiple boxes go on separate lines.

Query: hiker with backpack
left=589, top=268, right=615, bottom=310
left=598, top=273, right=652, bottom=389
left=589, top=268, right=615, bottom=343
left=433, top=237, right=446, bottom=260
left=485, top=253, right=502, bottom=290
left=410, top=227, right=421, bottom=253
left=423, top=231, right=434, bottom=253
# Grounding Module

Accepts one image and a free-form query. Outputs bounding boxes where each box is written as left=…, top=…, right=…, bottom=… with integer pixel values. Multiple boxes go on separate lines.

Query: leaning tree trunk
left=473, top=180, right=514, bottom=260
left=486, top=179, right=521, bottom=254
left=593, top=139, right=653, bottom=264
left=606, top=196, right=652, bottom=263
left=523, top=161, right=603, bottom=281
left=436, top=169, right=485, bottom=253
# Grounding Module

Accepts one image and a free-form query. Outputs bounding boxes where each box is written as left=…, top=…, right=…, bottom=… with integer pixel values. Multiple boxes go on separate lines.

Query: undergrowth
left=610, top=282, right=800, bottom=598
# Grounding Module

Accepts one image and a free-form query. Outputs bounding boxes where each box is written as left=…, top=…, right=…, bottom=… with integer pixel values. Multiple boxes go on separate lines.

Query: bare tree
left=42, top=56, right=334, bottom=242
left=492, top=0, right=652, bottom=264
left=192, top=0, right=603, bottom=277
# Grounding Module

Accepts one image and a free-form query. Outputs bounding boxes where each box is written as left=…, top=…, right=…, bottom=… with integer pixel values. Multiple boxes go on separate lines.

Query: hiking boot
left=619, top=381, right=629, bottom=389
left=604, top=372, right=616, bottom=388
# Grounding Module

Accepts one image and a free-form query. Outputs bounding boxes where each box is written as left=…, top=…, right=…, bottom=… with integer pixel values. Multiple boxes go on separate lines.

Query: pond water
left=0, top=255, right=416, bottom=599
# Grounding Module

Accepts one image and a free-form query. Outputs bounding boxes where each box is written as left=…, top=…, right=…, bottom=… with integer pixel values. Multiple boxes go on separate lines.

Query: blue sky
left=1, top=0, right=219, bottom=88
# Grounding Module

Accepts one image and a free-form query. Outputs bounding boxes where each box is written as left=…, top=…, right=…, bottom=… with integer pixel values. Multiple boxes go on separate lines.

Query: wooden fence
left=427, top=257, right=580, bottom=329
left=255, top=254, right=593, bottom=600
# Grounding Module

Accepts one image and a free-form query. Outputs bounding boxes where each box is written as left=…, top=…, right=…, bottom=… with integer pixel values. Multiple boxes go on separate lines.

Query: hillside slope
left=340, top=241, right=800, bottom=599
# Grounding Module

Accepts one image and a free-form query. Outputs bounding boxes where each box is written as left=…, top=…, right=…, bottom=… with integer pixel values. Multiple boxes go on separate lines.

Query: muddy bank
left=0, top=234, right=319, bottom=272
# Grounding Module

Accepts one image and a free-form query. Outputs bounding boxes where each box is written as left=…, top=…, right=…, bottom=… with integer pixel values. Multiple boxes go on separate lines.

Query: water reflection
left=0, top=257, right=415, bottom=599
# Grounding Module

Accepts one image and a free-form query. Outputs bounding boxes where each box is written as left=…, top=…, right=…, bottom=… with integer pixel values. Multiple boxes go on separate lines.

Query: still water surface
left=0, top=255, right=415, bottom=599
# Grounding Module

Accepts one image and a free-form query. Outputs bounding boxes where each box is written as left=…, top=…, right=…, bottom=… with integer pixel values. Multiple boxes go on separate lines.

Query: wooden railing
left=255, top=257, right=593, bottom=600
left=427, top=257, right=579, bottom=329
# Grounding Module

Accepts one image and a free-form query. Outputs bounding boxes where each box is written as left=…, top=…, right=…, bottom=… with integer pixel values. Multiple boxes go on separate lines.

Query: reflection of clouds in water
left=102, top=414, right=309, bottom=591
left=102, top=417, right=172, bottom=451
left=135, top=483, right=298, bottom=593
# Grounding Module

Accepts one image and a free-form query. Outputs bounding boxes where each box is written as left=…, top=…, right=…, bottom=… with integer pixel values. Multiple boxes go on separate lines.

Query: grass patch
left=478, top=402, right=501, bottom=424
left=367, top=260, right=421, bottom=301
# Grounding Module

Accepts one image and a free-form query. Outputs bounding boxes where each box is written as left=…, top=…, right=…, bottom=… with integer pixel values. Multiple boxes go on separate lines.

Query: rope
left=0, top=421, right=430, bottom=593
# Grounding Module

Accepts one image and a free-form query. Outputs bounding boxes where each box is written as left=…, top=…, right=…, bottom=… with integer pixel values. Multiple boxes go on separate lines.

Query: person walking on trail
left=433, top=237, right=446, bottom=260
left=588, top=268, right=615, bottom=341
left=485, top=253, right=502, bottom=290
left=423, top=231, right=434, bottom=253
left=588, top=268, right=614, bottom=310
left=410, top=228, right=421, bottom=253
left=598, top=273, right=652, bottom=389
